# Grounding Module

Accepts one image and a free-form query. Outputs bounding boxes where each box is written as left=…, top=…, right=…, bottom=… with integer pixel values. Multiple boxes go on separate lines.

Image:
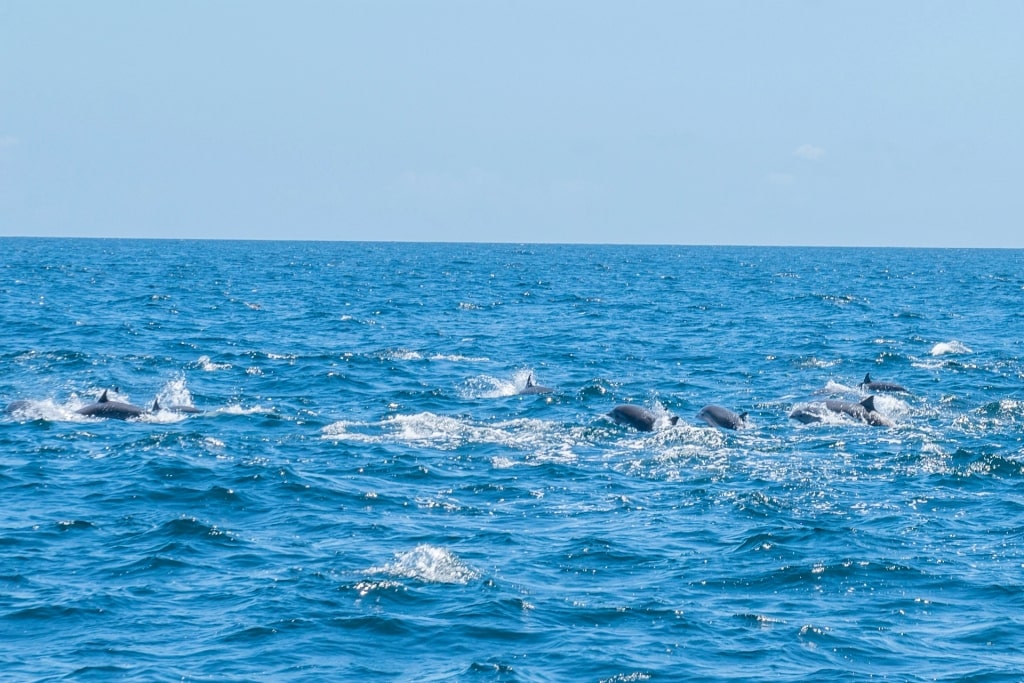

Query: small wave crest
left=458, top=374, right=518, bottom=399
left=195, top=355, right=232, bottom=371
left=599, top=674, right=652, bottom=683
left=215, top=404, right=274, bottom=416
left=800, top=357, right=841, bottom=369
left=379, top=348, right=423, bottom=362
left=429, top=353, right=489, bottom=362
left=931, top=340, right=972, bottom=356
left=368, top=544, right=478, bottom=585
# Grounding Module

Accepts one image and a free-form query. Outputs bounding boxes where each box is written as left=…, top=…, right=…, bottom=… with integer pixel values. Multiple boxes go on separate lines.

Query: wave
left=215, top=404, right=276, bottom=416
left=322, top=412, right=585, bottom=464
left=930, top=340, right=972, bottom=356
left=429, top=353, right=490, bottom=362
left=7, top=241, right=1024, bottom=681
left=194, top=355, right=232, bottom=371
left=368, top=544, right=478, bottom=585
left=378, top=348, right=423, bottom=362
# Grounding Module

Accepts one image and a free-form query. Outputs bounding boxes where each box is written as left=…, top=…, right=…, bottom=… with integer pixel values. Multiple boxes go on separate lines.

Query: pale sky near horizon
left=2, top=2, right=1023, bottom=247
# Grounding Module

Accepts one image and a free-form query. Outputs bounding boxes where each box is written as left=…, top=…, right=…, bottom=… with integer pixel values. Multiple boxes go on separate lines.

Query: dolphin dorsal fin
left=98, top=390, right=110, bottom=403
left=526, top=373, right=535, bottom=387
left=861, top=395, right=876, bottom=412
left=152, top=398, right=160, bottom=411
left=862, top=373, right=872, bottom=385
left=740, top=411, right=749, bottom=422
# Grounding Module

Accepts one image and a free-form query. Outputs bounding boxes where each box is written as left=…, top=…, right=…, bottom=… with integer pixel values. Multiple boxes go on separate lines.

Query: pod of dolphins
left=608, top=372, right=905, bottom=432
left=6, top=372, right=906, bottom=432
left=5, top=388, right=203, bottom=421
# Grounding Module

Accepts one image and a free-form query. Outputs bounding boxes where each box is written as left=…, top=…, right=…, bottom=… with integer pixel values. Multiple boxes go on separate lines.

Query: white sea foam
left=930, top=340, right=972, bottom=356
left=399, top=413, right=581, bottom=460
left=428, top=353, right=489, bottom=362
left=352, top=580, right=405, bottom=597
left=382, top=349, right=423, bottom=361
left=599, top=674, right=652, bottom=683
left=321, top=420, right=381, bottom=444
left=137, top=410, right=187, bottom=424
left=322, top=412, right=582, bottom=463
left=997, top=399, right=1024, bottom=414
left=801, top=357, right=840, bottom=369
left=511, top=368, right=548, bottom=393
left=196, top=355, right=232, bottom=371
left=822, top=379, right=855, bottom=394
left=868, top=393, right=910, bottom=419
left=458, top=369, right=548, bottom=398
left=4, top=398, right=82, bottom=422
left=217, top=404, right=273, bottom=416
left=369, top=544, right=478, bottom=585
left=612, top=422, right=720, bottom=460
left=458, top=374, right=518, bottom=399
left=155, top=376, right=195, bottom=410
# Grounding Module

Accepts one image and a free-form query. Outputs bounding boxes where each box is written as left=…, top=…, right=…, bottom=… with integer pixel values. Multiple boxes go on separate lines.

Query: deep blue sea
left=2, top=238, right=1024, bottom=681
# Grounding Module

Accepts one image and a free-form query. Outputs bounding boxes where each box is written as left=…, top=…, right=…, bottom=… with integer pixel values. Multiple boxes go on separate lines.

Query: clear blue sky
left=2, top=1, right=1022, bottom=246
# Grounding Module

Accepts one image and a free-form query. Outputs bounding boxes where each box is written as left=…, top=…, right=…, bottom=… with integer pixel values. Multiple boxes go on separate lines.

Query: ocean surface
left=2, top=238, right=1024, bottom=682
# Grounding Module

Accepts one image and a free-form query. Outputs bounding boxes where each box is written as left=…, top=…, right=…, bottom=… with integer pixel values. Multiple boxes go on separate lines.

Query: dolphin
left=519, top=373, right=553, bottom=395
left=3, top=400, right=33, bottom=415
left=789, top=395, right=892, bottom=427
left=151, top=398, right=202, bottom=414
left=859, top=373, right=907, bottom=393
left=76, top=390, right=147, bottom=420
left=608, top=404, right=679, bottom=432
left=697, top=405, right=748, bottom=430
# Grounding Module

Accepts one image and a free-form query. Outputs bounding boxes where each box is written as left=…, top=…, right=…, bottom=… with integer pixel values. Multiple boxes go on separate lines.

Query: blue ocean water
left=2, top=238, right=1024, bottom=681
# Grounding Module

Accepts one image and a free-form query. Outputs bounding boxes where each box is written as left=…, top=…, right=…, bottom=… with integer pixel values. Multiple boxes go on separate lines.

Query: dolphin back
left=77, top=390, right=146, bottom=420
left=4, top=400, right=33, bottom=415
left=697, top=405, right=746, bottom=430
left=861, top=373, right=908, bottom=393
left=608, top=405, right=657, bottom=432
left=791, top=396, right=892, bottom=427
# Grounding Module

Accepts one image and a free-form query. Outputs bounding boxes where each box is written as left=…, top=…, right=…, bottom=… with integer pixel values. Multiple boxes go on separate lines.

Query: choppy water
left=2, top=238, right=1024, bottom=681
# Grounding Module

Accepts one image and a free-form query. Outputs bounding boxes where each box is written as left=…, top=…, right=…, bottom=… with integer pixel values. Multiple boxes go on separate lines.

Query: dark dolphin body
left=789, top=395, right=892, bottom=427
left=76, top=390, right=147, bottom=420
left=519, top=374, right=553, bottom=395
left=608, top=405, right=679, bottom=432
left=4, top=400, right=33, bottom=415
left=859, top=373, right=907, bottom=393
left=697, top=405, right=748, bottom=430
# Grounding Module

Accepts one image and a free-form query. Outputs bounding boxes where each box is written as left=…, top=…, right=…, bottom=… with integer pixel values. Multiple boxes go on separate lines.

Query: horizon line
left=0, top=234, right=1019, bottom=250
